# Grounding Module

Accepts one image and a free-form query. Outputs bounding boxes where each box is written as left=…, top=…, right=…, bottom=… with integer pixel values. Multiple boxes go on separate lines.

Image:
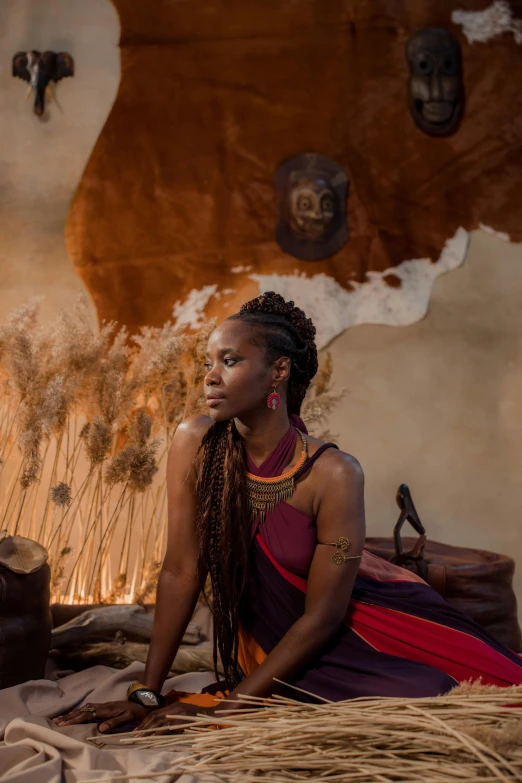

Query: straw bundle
left=95, top=683, right=522, bottom=783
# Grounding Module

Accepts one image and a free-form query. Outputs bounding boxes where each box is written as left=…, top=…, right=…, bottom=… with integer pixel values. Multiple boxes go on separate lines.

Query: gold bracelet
left=126, top=682, right=149, bottom=698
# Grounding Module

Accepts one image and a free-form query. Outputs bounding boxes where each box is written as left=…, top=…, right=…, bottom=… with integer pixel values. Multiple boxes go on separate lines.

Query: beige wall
left=0, top=0, right=120, bottom=323
left=327, top=228, right=522, bottom=623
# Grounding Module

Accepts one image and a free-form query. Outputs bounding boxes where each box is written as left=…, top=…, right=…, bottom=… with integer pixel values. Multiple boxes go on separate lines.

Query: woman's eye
left=203, top=363, right=212, bottom=371
left=224, top=358, right=237, bottom=366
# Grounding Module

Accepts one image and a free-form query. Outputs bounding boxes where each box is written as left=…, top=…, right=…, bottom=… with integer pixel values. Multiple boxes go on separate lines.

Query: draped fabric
left=169, top=416, right=522, bottom=707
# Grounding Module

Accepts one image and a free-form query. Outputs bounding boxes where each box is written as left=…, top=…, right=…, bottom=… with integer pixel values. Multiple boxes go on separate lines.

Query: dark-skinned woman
left=54, top=292, right=522, bottom=735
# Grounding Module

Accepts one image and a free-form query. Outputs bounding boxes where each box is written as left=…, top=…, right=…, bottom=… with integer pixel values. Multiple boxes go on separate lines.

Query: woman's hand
left=135, top=701, right=216, bottom=734
left=53, top=700, right=149, bottom=733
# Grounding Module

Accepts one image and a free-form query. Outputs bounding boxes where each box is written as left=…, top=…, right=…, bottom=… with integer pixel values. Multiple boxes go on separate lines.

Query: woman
left=55, top=292, right=522, bottom=734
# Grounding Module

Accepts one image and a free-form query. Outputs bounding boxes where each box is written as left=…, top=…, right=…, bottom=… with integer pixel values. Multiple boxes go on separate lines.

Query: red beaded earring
left=267, top=384, right=281, bottom=410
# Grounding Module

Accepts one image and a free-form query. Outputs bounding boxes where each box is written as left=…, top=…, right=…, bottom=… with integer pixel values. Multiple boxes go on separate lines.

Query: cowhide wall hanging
left=65, top=0, right=522, bottom=348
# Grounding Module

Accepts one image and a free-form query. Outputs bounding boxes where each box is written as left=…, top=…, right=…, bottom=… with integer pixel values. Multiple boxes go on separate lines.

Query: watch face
left=138, top=690, right=160, bottom=707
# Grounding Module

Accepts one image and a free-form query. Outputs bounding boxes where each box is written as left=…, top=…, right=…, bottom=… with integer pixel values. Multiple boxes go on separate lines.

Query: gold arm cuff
left=126, top=682, right=149, bottom=698
left=317, top=536, right=362, bottom=564
left=318, top=536, right=351, bottom=550
left=331, top=553, right=362, bottom=565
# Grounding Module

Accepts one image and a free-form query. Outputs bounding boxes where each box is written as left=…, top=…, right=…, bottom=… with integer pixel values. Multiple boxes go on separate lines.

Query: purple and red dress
left=174, top=417, right=522, bottom=707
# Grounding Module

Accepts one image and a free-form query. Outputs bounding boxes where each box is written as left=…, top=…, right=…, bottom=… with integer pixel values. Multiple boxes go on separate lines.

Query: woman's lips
left=206, top=397, right=225, bottom=407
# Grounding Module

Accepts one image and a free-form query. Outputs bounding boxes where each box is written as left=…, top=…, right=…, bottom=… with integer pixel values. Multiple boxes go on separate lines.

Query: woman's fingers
left=53, top=712, right=86, bottom=727
left=53, top=704, right=98, bottom=727
left=134, top=716, right=170, bottom=737
left=98, top=713, right=131, bottom=733
left=136, top=712, right=162, bottom=731
left=53, top=702, right=120, bottom=727
left=136, top=703, right=201, bottom=735
left=136, top=709, right=176, bottom=733
left=55, top=700, right=150, bottom=734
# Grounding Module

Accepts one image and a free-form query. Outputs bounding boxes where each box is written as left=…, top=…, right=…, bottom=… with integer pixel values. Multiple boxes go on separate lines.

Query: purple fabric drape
left=238, top=419, right=522, bottom=701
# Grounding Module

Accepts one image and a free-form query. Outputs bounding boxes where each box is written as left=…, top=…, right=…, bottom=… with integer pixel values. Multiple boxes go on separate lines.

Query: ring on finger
left=80, top=706, right=97, bottom=716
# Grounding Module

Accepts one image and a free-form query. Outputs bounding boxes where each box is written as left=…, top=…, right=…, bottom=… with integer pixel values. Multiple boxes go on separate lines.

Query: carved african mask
left=406, top=28, right=464, bottom=137
left=274, top=154, right=348, bottom=261
left=289, top=174, right=335, bottom=241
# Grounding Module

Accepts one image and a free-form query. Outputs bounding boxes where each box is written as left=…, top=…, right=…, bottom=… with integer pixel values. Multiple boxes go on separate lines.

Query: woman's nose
left=204, top=366, right=221, bottom=386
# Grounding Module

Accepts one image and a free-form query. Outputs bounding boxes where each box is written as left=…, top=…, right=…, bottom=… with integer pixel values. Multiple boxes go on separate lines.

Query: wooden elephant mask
left=12, top=50, right=74, bottom=117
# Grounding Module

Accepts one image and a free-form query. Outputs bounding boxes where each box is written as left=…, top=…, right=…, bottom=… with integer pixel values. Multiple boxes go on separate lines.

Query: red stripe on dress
left=257, top=531, right=522, bottom=687
left=256, top=533, right=307, bottom=592
left=347, top=601, right=522, bottom=687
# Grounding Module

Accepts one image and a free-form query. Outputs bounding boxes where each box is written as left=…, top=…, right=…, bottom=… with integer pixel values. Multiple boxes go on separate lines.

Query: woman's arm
left=142, top=416, right=211, bottom=691
left=224, top=450, right=365, bottom=706
left=53, top=415, right=212, bottom=731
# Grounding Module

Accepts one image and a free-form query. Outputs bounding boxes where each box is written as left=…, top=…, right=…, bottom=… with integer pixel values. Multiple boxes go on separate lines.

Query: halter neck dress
left=170, top=416, right=522, bottom=707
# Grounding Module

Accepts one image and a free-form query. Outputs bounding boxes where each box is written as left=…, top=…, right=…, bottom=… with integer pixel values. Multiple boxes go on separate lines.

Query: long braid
left=195, top=421, right=248, bottom=690
left=195, top=292, right=318, bottom=690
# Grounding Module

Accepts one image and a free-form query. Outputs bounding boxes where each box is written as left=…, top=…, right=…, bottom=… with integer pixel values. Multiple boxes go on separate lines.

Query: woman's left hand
left=135, top=701, right=216, bottom=734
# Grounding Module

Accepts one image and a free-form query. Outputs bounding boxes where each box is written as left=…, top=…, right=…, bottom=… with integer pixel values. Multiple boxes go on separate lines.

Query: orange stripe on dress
left=238, top=622, right=268, bottom=675
left=167, top=624, right=268, bottom=708
left=175, top=691, right=224, bottom=707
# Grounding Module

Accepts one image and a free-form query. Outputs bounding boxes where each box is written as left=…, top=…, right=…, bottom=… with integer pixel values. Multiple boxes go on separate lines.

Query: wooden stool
left=0, top=532, right=52, bottom=688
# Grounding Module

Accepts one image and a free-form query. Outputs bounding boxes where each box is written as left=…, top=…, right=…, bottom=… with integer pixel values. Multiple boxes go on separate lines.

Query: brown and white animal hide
left=65, top=0, right=522, bottom=347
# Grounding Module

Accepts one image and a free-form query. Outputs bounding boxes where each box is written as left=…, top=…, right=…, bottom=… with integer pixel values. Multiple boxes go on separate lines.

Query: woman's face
left=203, top=320, right=283, bottom=422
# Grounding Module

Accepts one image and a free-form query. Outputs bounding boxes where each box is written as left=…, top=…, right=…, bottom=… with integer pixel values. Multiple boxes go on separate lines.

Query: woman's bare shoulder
left=168, top=415, right=214, bottom=462
left=307, top=434, right=364, bottom=485
left=176, top=414, right=214, bottom=439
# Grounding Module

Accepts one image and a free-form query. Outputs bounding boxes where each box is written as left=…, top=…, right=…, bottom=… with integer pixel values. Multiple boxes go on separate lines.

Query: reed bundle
left=89, top=683, right=522, bottom=783
left=0, top=296, right=341, bottom=605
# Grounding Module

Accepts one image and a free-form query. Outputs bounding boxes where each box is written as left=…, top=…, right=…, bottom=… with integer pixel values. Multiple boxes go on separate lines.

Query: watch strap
left=126, top=682, right=148, bottom=698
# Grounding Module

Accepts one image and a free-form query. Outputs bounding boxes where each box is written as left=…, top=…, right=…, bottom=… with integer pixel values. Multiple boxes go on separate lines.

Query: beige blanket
left=0, top=603, right=218, bottom=783
left=0, top=663, right=218, bottom=783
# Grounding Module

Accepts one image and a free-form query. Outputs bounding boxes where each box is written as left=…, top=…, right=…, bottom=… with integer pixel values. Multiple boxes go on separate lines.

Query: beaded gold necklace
left=246, top=429, right=308, bottom=523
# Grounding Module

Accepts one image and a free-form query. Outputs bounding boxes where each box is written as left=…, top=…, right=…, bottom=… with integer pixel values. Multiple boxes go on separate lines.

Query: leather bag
left=365, top=485, right=522, bottom=652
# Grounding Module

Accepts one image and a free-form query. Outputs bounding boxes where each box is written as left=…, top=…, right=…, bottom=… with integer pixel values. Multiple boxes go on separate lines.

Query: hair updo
left=195, top=292, right=318, bottom=692
left=229, top=291, right=318, bottom=414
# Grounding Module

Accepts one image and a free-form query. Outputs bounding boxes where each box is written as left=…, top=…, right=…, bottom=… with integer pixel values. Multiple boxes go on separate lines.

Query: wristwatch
left=126, top=682, right=167, bottom=709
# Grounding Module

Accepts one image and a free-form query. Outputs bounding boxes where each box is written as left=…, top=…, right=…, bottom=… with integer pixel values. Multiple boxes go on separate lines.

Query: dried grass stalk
left=301, top=351, right=345, bottom=441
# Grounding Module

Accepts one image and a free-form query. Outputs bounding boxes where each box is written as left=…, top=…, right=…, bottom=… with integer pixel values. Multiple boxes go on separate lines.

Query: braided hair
left=195, top=292, right=318, bottom=691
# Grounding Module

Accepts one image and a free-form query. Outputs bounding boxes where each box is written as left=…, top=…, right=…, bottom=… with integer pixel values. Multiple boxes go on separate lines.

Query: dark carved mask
left=274, top=154, right=349, bottom=261
left=406, top=28, right=464, bottom=137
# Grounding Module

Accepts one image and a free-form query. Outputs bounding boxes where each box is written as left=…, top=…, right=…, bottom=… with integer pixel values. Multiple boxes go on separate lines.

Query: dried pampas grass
left=0, top=296, right=344, bottom=604
left=301, top=350, right=344, bottom=442
left=92, top=682, right=522, bottom=783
